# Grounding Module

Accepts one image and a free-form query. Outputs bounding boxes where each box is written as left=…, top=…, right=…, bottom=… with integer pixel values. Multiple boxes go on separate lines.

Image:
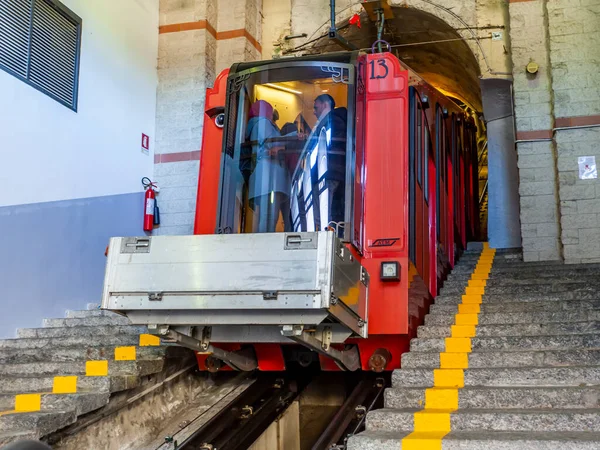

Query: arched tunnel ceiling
left=300, top=7, right=482, bottom=111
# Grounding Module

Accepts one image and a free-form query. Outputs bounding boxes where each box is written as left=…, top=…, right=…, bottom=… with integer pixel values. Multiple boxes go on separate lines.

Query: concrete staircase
left=349, top=245, right=600, bottom=449
left=0, top=304, right=187, bottom=446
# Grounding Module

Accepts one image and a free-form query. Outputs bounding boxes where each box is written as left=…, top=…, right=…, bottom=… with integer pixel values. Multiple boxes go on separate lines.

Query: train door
left=425, top=115, right=437, bottom=295
left=435, top=106, right=447, bottom=275
left=414, top=93, right=424, bottom=277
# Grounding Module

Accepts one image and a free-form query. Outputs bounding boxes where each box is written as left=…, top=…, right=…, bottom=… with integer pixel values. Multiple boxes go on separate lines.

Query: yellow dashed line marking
left=115, top=346, right=136, bottom=361
left=86, top=360, right=109, bottom=377
left=15, top=393, right=41, bottom=412
left=53, top=376, right=77, bottom=394
left=402, top=244, right=496, bottom=449
left=139, top=334, right=161, bottom=346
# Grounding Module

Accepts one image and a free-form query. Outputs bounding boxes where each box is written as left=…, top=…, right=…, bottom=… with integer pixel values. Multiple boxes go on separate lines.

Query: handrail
left=479, top=179, right=488, bottom=205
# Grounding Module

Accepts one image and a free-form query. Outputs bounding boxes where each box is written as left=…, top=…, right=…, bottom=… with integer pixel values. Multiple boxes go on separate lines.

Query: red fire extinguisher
left=142, top=177, right=160, bottom=231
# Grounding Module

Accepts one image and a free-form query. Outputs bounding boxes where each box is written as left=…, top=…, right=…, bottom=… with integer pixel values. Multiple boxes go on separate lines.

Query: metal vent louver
left=0, top=0, right=80, bottom=110
left=0, top=0, right=32, bottom=77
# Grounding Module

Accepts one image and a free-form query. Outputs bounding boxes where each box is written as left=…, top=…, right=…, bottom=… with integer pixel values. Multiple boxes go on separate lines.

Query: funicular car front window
left=218, top=63, right=353, bottom=235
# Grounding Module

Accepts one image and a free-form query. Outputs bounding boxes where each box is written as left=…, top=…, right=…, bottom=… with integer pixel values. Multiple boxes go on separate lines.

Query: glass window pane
left=219, top=64, right=352, bottom=235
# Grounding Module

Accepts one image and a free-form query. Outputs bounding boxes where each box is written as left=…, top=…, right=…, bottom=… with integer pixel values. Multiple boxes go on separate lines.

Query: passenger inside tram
left=221, top=68, right=350, bottom=236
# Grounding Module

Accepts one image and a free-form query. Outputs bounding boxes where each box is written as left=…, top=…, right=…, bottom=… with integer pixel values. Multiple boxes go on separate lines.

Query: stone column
left=508, top=0, right=561, bottom=261
left=154, top=0, right=262, bottom=235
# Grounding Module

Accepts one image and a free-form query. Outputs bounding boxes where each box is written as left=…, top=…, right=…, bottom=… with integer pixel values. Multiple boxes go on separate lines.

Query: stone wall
left=510, top=0, right=600, bottom=262
left=154, top=0, right=263, bottom=235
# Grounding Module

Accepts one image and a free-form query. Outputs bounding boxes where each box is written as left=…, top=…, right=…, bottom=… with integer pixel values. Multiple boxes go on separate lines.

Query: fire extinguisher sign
left=141, top=133, right=150, bottom=155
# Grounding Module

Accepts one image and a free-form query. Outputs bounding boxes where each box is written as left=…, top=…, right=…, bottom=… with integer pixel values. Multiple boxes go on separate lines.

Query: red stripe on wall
left=159, top=20, right=216, bottom=38
left=515, top=129, right=553, bottom=141
left=159, top=21, right=260, bottom=52
left=555, top=115, right=600, bottom=128
left=154, top=151, right=201, bottom=164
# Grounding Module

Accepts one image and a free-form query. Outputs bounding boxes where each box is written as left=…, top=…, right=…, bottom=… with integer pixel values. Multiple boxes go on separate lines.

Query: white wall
left=0, top=0, right=159, bottom=207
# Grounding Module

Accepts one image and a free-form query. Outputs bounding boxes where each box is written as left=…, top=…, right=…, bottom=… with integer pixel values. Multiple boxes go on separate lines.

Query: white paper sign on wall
left=578, top=156, right=597, bottom=180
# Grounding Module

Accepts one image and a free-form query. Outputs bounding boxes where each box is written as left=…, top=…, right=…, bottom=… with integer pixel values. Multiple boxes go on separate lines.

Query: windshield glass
left=217, top=63, right=354, bottom=236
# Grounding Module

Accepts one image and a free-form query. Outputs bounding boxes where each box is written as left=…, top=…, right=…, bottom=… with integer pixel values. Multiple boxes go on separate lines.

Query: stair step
left=434, top=290, right=600, bottom=305
left=441, top=283, right=600, bottom=296
left=0, top=345, right=173, bottom=364
left=0, top=392, right=109, bottom=415
left=429, top=299, right=600, bottom=314
left=0, top=431, right=39, bottom=447
left=401, top=349, right=600, bottom=369
left=385, top=386, right=600, bottom=409
left=366, top=408, right=600, bottom=433
left=0, top=335, right=143, bottom=349
left=445, top=273, right=600, bottom=285
left=425, top=310, right=600, bottom=326
left=44, top=316, right=131, bottom=327
left=392, top=366, right=600, bottom=388
left=410, top=334, right=600, bottom=353
left=0, top=410, right=76, bottom=435
left=17, top=325, right=147, bottom=339
left=65, top=309, right=123, bottom=319
left=0, top=359, right=163, bottom=377
left=0, top=374, right=141, bottom=394
left=417, top=321, right=600, bottom=339
left=347, top=430, right=600, bottom=450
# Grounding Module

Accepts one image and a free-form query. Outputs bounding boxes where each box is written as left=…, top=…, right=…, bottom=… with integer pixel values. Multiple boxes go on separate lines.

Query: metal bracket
left=120, top=237, right=151, bottom=254
left=281, top=325, right=360, bottom=371
left=148, top=292, right=163, bottom=301
left=360, top=267, right=370, bottom=287
left=322, top=327, right=332, bottom=351
left=157, top=326, right=258, bottom=371
left=262, top=291, right=278, bottom=300
left=284, top=233, right=317, bottom=250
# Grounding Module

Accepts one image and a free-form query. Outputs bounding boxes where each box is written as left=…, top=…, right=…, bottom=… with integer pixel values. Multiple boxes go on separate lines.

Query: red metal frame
left=191, top=53, right=478, bottom=372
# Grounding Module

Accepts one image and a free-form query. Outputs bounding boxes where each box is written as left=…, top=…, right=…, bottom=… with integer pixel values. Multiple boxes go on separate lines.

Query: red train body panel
left=192, top=51, right=478, bottom=372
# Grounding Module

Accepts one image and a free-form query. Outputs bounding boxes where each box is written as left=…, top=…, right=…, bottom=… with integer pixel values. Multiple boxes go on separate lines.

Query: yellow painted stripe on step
left=451, top=325, right=476, bottom=338
left=425, top=388, right=459, bottom=410
left=461, top=294, right=482, bottom=304
left=15, top=394, right=41, bottom=412
left=455, top=313, right=478, bottom=326
left=53, top=376, right=77, bottom=394
left=466, top=286, right=485, bottom=296
left=139, top=334, right=161, bottom=346
left=402, top=432, right=446, bottom=450
left=445, top=337, right=472, bottom=353
left=115, top=346, right=136, bottom=361
left=414, top=410, right=452, bottom=432
left=471, top=273, right=489, bottom=280
left=402, top=248, right=493, bottom=450
left=434, top=369, right=464, bottom=388
left=86, top=360, right=108, bottom=377
left=458, top=303, right=480, bottom=314
left=439, top=352, right=469, bottom=369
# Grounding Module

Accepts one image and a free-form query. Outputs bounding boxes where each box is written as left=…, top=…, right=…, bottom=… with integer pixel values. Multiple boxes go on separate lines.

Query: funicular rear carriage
left=102, top=50, right=479, bottom=372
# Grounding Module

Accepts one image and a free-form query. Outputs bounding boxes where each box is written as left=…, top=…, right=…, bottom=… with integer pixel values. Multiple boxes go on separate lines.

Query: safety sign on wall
left=578, top=156, right=597, bottom=180
left=141, top=133, right=150, bottom=156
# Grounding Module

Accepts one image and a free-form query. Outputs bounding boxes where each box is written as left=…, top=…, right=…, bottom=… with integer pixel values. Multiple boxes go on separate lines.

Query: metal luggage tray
left=101, top=231, right=369, bottom=337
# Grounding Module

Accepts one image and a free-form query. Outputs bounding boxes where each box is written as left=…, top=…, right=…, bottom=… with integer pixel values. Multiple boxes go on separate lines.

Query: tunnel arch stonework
left=153, top=0, right=600, bottom=264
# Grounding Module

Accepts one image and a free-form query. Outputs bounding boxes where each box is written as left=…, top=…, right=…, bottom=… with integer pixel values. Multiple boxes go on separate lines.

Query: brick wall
left=154, top=0, right=262, bottom=235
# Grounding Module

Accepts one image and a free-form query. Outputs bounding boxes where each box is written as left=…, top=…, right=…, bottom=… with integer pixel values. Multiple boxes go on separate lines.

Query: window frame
left=216, top=60, right=357, bottom=241
left=0, top=0, right=82, bottom=111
